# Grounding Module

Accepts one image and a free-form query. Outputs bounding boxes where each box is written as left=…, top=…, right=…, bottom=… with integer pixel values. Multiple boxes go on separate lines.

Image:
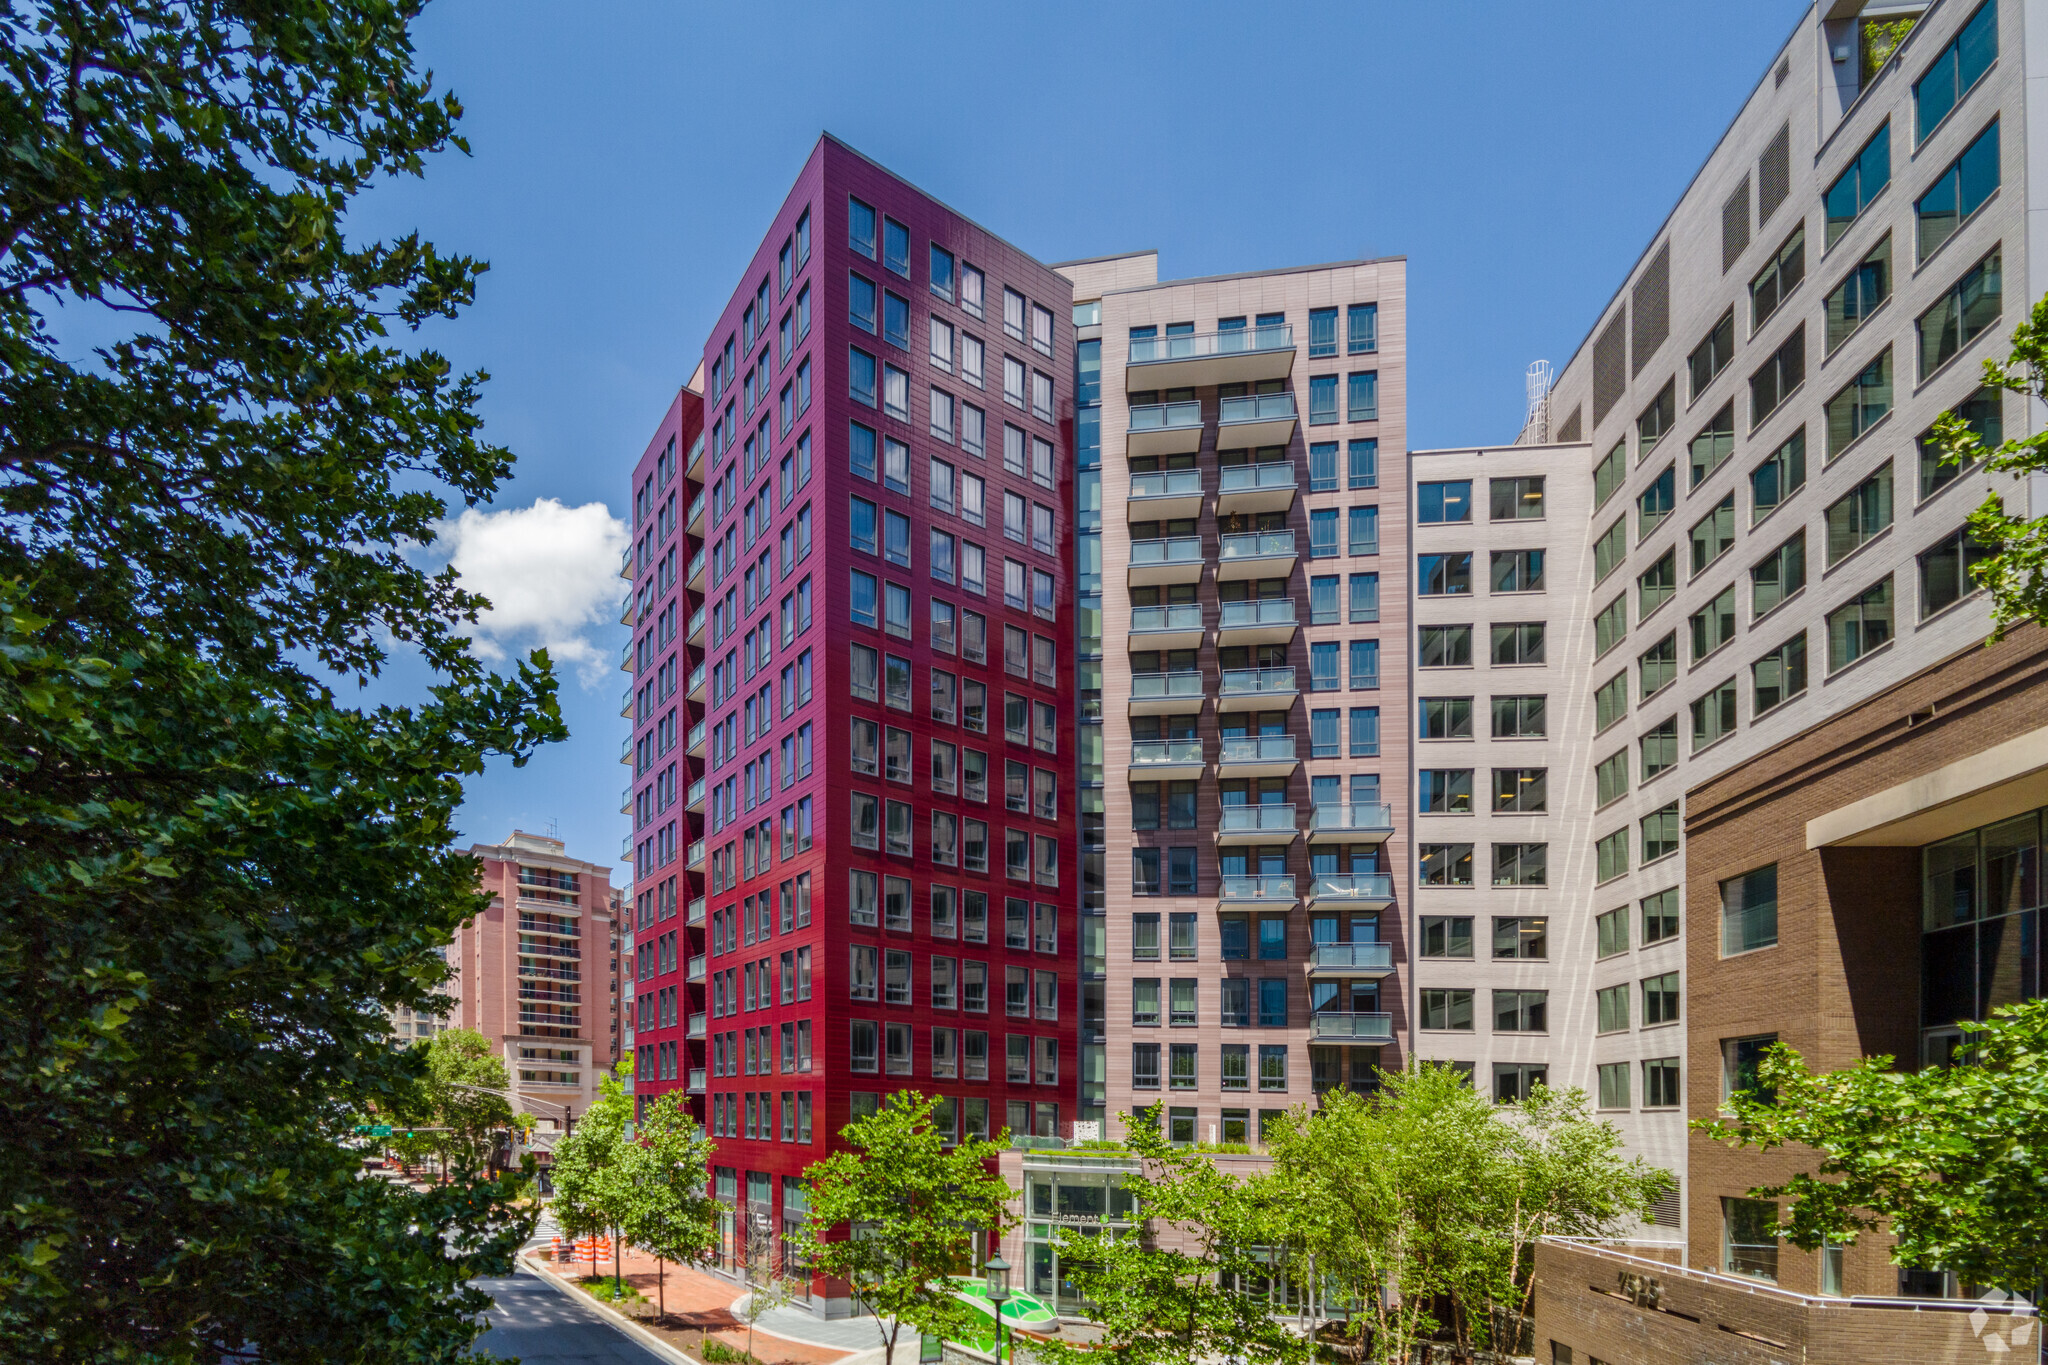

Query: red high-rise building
left=629, top=136, right=1076, bottom=1314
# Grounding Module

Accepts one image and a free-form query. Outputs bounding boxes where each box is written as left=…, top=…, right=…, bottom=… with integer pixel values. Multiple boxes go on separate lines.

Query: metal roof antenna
left=1522, top=360, right=1553, bottom=445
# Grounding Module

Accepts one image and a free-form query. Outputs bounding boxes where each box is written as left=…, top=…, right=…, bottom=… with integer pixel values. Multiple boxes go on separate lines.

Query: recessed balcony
left=1308, top=802, right=1395, bottom=846
left=1308, top=1011, right=1395, bottom=1044
left=688, top=606, right=705, bottom=645
left=1129, top=603, right=1204, bottom=650
left=687, top=720, right=705, bottom=756
left=1306, top=873, right=1396, bottom=909
left=1305, top=942, right=1395, bottom=979
left=1126, top=325, right=1295, bottom=390
left=687, top=778, right=705, bottom=813
left=1128, top=469, right=1205, bottom=521
left=687, top=896, right=705, bottom=925
left=1129, top=738, right=1205, bottom=781
left=686, top=953, right=706, bottom=982
left=1215, top=803, right=1299, bottom=845
left=1217, top=392, right=1299, bottom=450
left=1128, top=671, right=1205, bottom=716
left=1126, top=400, right=1205, bottom=457
left=687, top=1067, right=706, bottom=1094
left=1217, top=734, right=1298, bottom=778
left=1219, top=874, right=1297, bottom=908
left=1128, top=536, right=1204, bottom=587
left=686, top=840, right=705, bottom=872
left=687, top=548, right=706, bottom=591
left=687, top=491, right=706, bottom=534
left=687, top=662, right=706, bottom=702
left=1218, top=666, right=1298, bottom=711
left=1215, top=461, right=1299, bottom=516
left=685, top=432, right=705, bottom=478
left=688, top=1012, right=707, bottom=1039
left=1216, top=530, right=1297, bottom=581
left=1214, top=599, right=1298, bottom=646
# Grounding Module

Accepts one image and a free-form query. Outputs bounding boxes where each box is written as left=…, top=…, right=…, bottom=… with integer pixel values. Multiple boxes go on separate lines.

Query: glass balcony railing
left=619, top=736, right=633, bottom=763
left=686, top=432, right=706, bottom=474
left=619, top=835, right=633, bottom=859
left=1220, top=874, right=1296, bottom=902
left=688, top=548, right=706, bottom=582
left=1130, top=604, right=1202, bottom=634
left=619, top=544, right=635, bottom=579
left=1130, top=325, right=1293, bottom=365
left=1220, top=666, right=1297, bottom=699
left=1217, top=803, right=1298, bottom=836
left=1310, top=873, right=1396, bottom=901
left=619, top=785, right=631, bottom=814
left=688, top=606, right=705, bottom=639
left=1218, top=463, right=1299, bottom=495
left=1130, top=739, right=1204, bottom=767
left=1218, top=392, right=1298, bottom=426
left=686, top=954, right=706, bottom=981
left=687, top=896, right=705, bottom=924
left=1127, top=400, right=1203, bottom=434
left=1130, top=671, right=1204, bottom=705
left=1219, top=530, right=1298, bottom=562
left=688, top=1012, right=707, bottom=1039
left=687, top=778, right=705, bottom=807
left=688, top=492, right=706, bottom=525
left=686, top=839, right=705, bottom=867
left=1130, top=537, right=1203, bottom=570
left=1129, top=470, right=1204, bottom=501
left=1217, top=600, right=1297, bottom=631
left=620, top=687, right=635, bottom=719
left=688, top=663, right=706, bottom=694
left=687, top=1068, right=707, bottom=1093
left=1309, top=942, right=1395, bottom=973
left=1310, top=803, right=1395, bottom=837
left=619, top=591, right=636, bottom=626
left=1309, top=1011, right=1395, bottom=1042
left=1219, top=735, right=1297, bottom=765
left=687, top=720, right=706, bottom=750
left=620, top=641, right=636, bottom=671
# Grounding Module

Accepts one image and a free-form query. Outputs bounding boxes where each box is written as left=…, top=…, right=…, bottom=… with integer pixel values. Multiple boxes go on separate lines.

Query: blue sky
left=361, top=0, right=1802, bottom=876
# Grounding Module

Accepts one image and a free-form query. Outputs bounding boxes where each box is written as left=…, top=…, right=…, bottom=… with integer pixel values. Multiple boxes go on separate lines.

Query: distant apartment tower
left=622, top=388, right=710, bottom=1133
left=1058, top=251, right=1409, bottom=1142
left=450, top=830, right=617, bottom=1124
left=1491, top=0, right=2045, bottom=1326
left=634, top=136, right=1077, bottom=1311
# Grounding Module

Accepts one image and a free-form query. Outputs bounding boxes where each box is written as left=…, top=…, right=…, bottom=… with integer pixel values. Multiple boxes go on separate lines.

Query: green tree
left=1930, top=291, right=2048, bottom=634
left=418, top=1027, right=524, bottom=1182
left=0, top=2, right=561, bottom=1359
left=1037, top=1104, right=1305, bottom=1365
left=1702, top=998, right=2048, bottom=1293
left=618, top=1092, right=721, bottom=1323
left=551, top=1061, right=638, bottom=1295
left=793, top=1092, right=1012, bottom=1365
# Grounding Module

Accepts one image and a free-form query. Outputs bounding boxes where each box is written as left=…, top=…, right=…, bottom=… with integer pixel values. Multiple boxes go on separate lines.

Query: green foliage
left=1701, top=998, right=2048, bottom=1292
left=700, top=1338, right=764, bottom=1365
left=0, top=598, right=545, bottom=1362
left=551, top=1061, right=639, bottom=1290
left=1036, top=1103, right=1305, bottom=1365
left=0, top=2, right=563, bottom=1359
left=1861, top=15, right=1916, bottom=82
left=619, top=1089, right=721, bottom=1321
left=794, top=1091, right=1013, bottom=1365
left=387, top=1026, right=524, bottom=1182
left=1931, top=291, right=2048, bottom=635
left=579, top=1276, right=644, bottom=1306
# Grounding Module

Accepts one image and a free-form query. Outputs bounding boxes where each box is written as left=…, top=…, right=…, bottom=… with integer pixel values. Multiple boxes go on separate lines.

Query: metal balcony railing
left=1308, top=1011, right=1395, bottom=1042
left=1130, top=671, right=1204, bottom=705
left=1130, top=324, right=1293, bottom=365
left=1127, top=399, right=1203, bottom=434
left=1219, top=735, right=1297, bottom=764
left=1220, top=875, right=1296, bottom=901
left=1217, top=804, right=1298, bottom=836
left=1310, top=873, right=1396, bottom=901
left=1218, top=392, right=1298, bottom=425
left=1130, top=604, right=1202, bottom=633
left=1130, top=470, right=1205, bottom=501
left=1218, top=462, right=1299, bottom=494
left=1219, top=530, right=1298, bottom=562
left=1310, top=803, right=1395, bottom=836
left=1219, top=666, right=1297, bottom=698
left=1217, top=599, right=1297, bottom=630
left=1129, top=537, right=1203, bottom=570
left=1308, top=942, right=1395, bottom=973
left=1130, top=739, right=1204, bottom=767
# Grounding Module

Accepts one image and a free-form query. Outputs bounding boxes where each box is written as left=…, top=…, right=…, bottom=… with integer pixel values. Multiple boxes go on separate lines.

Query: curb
left=729, top=1290, right=897, bottom=1356
left=518, top=1253, right=703, bottom=1365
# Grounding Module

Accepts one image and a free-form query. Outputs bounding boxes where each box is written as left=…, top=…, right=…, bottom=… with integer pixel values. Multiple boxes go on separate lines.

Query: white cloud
left=430, top=498, right=628, bottom=686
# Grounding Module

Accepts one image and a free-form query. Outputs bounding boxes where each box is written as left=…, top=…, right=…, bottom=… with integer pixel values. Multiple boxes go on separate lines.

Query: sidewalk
left=528, top=1242, right=859, bottom=1365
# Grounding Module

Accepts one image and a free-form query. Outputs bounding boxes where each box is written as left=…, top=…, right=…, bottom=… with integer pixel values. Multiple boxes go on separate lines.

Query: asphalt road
left=468, top=1271, right=672, bottom=1364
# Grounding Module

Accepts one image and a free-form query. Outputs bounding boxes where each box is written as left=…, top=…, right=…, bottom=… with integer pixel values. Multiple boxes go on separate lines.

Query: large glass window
left=1824, top=122, right=1891, bottom=247
left=1827, top=575, right=1894, bottom=672
left=1825, top=463, right=1894, bottom=566
left=1918, top=388, right=2001, bottom=500
left=1914, top=1, right=1997, bottom=144
left=1916, top=249, right=2001, bottom=380
left=1749, top=326, right=1805, bottom=427
left=1721, top=864, right=1778, bottom=955
left=1824, top=348, right=1892, bottom=457
left=1915, top=120, right=2000, bottom=261
left=1824, top=235, right=1890, bottom=357
left=1751, top=428, right=1805, bottom=523
left=1749, top=226, right=1804, bottom=330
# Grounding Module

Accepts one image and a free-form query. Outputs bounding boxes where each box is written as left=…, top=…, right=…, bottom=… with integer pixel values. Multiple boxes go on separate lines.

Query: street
left=468, top=1270, right=673, bottom=1364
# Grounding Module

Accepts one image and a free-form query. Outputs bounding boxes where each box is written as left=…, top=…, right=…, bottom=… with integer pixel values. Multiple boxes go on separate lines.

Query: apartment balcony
left=1308, top=802, right=1395, bottom=847
left=1128, top=603, right=1204, bottom=650
left=518, top=961, right=583, bottom=983
left=686, top=432, right=705, bottom=478
left=1215, top=803, right=1299, bottom=845
left=687, top=662, right=706, bottom=702
left=686, top=953, right=706, bottom=982
left=1216, top=530, right=1297, bottom=581
left=1218, top=666, right=1298, bottom=711
left=620, top=641, right=636, bottom=674
left=619, top=544, right=635, bottom=581
left=619, top=834, right=633, bottom=860
left=1128, top=536, right=1204, bottom=587
left=1308, top=1011, right=1395, bottom=1044
left=687, top=491, right=706, bottom=534
left=1125, top=325, right=1295, bottom=390
left=1219, top=874, right=1297, bottom=908
left=687, top=720, right=706, bottom=757
left=1128, top=738, right=1205, bottom=781
left=687, top=547, right=706, bottom=591
left=687, top=896, right=705, bottom=925
left=1214, top=599, right=1298, bottom=647
left=1215, top=460, right=1299, bottom=516
left=619, top=590, right=637, bottom=627
left=688, top=606, right=705, bottom=645
left=1128, top=671, right=1205, bottom=716
left=686, top=839, right=705, bottom=871
left=1305, top=942, right=1396, bottom=979
left=687, top=778, right=705, bottom=813
left=1217, top=734, right=1298, bottom=778
left=1126, top=400, right=1205, bottom=458
left=620, top=687, right=635, bottom=720
left=619, top=785, right=631, bottom=816
left=619, top=736, right=633, bottom=765
left=516, top=915, right=581, bottom=939
left=687, top=1067, right=706, bottom=1094
left=687, top=1012, right=707, bottom=1040
left=1307, top=873, right=1396, bottom=909
left=1217, top=392, right=1299, bottom=451
left=1128, top=469, right=1205, bottom=521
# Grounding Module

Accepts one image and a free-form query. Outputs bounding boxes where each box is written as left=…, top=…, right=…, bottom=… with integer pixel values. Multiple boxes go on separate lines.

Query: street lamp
left=984, top=1253, right=1010, bottom=1365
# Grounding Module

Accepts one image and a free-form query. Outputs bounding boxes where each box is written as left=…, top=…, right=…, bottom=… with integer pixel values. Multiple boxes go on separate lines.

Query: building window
left=1641, top=971, right=1681, bottom=1026
left=1597, top=1062, right=1631, bottom=1110
left=1492, top=916, right=1547, bottom=958
left=1721, top=864, right=1778, bottom=955
left=1688, top=309, right=1735, bottom=401
left=1643, top=1056, right=1681, bottom=1109
left=1824, top=236, right=1890, bottom=357
left=1752, top=632, right=1807, bottom=714
left=1689, top=587, right=1735, bottom=662
left=1826, top=575, right=1894, bottom=672
left=1919, top=388, right=2000, bottom=501
left=1418, top=552, right=1472, bottom=596
left=1596, top=828, right=1628, bottom=884
left=1823, top=121, right=1890, bottom=248
left=1490, top=476, right=1544, bottom=521
left=1419, top=844, right=1474, bottom=888
left=1749, top=226, right=1804, bottom=331
left=1723, top=1197, right=1781, bottom=1281
left=1597, top=984, right=1629, bottom=1034
left=1637, top=465, right=1675, bottom=539
left=1493, top=1063, right=1547, bottom=1103
left=1420, top=915, right=1473, bottom=957
left=1419, top=769, right=1473, bottom=815
left=1307, top=374, right=1338, bottom=425
left=1916, top=3, right=1998, bottom=145
left=1419, top=624, right=1471, bottom=667
left=1824, top=348, right=1892, bottom=457
left=1492, top=622, right=1543, bottom=665
left=1308, top=306, right=1337, bottom=358
left=1418, top=480, right=1471, bottom=523
left=1492, top=694, right=1544, bottom=738
left=1132, top=1042, right=1160, bottom=1090
left=1493, top=768, right=1545, bottom=813
left=1915, top=119, right=1999, bottom=261
left=1920, top=527, right=1990, bottom=617
left=1690, top=679, right=1736, bottom=751
left=1493, top=990, right=1547, bottom=1033
left=1349, top=438, right=1379, bottom=488
left=1347, top=303, right=1377, bottom=354
left=1420, top=989, right=1474, bottom=1031
left=1917, top=249, right=2001, bottom=381
left=1346, top=371, right=1378, bottom=422
left=1493, top=548, right=1544, bottom=593
left=1641, top=889, right=1680, bottom=944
